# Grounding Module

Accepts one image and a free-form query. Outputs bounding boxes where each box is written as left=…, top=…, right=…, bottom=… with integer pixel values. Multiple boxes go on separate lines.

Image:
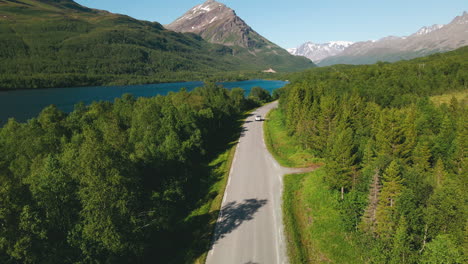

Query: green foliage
left=324, top=124, right=356, bottom=197
left=263, top=109, right=318, bottom=168
left=0, top=84, right=251, bottom=262
left=248, top=86, right=272, bottom=104
left=283, top=169, right=372, bottom=264
left=276, top=48, right=467, bottom=263
left=424, top=178, right=466, bottom=245
left=375, top=161, right=403, bottom=241
left=286, top=46, right=468, bottom=108
left=421, top=234, right=463, bottom=264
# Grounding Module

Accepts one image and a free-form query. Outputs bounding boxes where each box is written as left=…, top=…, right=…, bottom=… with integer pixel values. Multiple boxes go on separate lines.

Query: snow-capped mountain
left=288, top=41, right=354, bottom=63
left=413, top=24, right=445, bottom=36
left=317, top=11, right=468, bottom=66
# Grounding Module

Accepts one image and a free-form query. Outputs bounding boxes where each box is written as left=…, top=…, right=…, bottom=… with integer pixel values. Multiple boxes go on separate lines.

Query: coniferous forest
left=278, top=46, right=467, bottom=263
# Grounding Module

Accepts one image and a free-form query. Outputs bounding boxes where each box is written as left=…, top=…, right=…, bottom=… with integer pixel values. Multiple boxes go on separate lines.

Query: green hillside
left=0, top=0, right=313, bottom=90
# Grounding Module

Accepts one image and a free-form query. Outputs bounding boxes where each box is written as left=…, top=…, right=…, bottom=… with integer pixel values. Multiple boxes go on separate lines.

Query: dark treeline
left=0, top=84, right=271, bottom=263
left=279, top=47, right=467, bottom=263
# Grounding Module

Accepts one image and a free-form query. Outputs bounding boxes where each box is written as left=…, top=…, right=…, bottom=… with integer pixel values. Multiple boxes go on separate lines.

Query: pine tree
left=362, top=139, right=376, bottom=167
left=375, top=109, right=405, bottom=160
left=400, top=107, right=417, bottom=161
left=412, top=141, right=432, bottom=174
left=317, top=95, right=338, bottom=153
left=451, top=112, right=467, bottom=176
left=375, top=160, right=403, bottom=241
left=391, top=216, right=411, bottom=264
left=431, top=158, right=447, bottom=188
left=432, top=115, right=456, bottom=163
left=324, top=124, right=356, bottom=199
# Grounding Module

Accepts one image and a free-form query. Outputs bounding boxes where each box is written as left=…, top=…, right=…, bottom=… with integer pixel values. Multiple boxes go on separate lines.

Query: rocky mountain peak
left=166, top=0, right=270, bottom=49
left=451, top=11, right=468, bottom=24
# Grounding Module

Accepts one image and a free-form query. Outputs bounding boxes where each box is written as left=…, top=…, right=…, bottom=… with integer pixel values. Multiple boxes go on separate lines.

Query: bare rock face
left=166, top=0, right=271, bottom=49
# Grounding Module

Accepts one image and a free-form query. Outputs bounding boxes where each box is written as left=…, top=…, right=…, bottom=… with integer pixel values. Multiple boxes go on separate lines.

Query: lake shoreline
left=0, top=79, right=288, bottom=125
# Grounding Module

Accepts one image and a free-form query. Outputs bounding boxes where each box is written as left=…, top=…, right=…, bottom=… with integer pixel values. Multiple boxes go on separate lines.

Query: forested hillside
left=0, top=0, right=313, bottom=90
left=278, top=46, right=467, bottom=263
left=0, top=83, right=270, bottom=263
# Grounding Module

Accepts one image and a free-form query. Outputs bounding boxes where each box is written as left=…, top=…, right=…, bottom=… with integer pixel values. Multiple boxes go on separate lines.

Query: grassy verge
left=264, top=108, right=320, bottom=168
left=430, top=90, right=467, bottom=106
left=188, top=144, right=237, bottom=264
left=284, top=170, right=367, bottom=264
left=180, top=110, right=254, bottom=264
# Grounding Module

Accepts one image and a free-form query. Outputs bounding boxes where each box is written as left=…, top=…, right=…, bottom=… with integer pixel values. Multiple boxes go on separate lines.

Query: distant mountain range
left=287, top=41, right=354, bottom=63
left=289, top=11, right=468, bottom=66
left=166, top=0, right=314, bottom=71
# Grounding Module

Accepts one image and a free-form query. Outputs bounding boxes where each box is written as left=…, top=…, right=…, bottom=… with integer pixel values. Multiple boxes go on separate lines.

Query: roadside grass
left=430, top=90, right=467, bottom=106
left=264, top=108, right=321, bottom=168
left=284, top=170, right=368, bottom=264
left=187, top=144, right=237, bottom=264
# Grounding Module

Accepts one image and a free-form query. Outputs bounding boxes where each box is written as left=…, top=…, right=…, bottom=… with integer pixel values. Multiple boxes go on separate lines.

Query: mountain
left=287, top=41, right=354, bottom=63
left=318, top=11, right=468, bottom=66
left=0, top=0, right=311, bottom=90
left=166, top=0, right=314, bottom=71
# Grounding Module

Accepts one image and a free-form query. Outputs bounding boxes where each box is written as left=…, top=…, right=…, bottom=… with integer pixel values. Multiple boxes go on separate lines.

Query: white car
left=255, top=115, right=262, bottom=121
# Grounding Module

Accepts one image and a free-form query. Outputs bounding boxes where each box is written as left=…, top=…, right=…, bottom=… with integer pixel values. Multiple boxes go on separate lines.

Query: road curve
left=206, top=101, right=295, bottom=264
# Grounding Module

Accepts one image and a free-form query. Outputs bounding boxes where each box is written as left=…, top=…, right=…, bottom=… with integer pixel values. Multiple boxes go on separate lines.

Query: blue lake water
left=0, top=79, right=287, bottom=124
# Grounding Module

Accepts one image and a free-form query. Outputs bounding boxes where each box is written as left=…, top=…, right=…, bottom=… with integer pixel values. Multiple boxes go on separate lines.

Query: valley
left=0, top=1, right=466, bottom=264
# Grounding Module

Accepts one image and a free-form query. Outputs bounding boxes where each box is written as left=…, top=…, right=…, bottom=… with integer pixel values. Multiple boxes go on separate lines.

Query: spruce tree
left=325, top=124, right=356, bottom=199
left=391, top=216, right=412, bottom=264
left=431, top=158, right=447, bottom=188
left=375, top=160, right=403, bottom=241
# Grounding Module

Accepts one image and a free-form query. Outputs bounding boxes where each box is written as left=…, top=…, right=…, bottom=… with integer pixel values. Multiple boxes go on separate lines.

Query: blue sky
left=75, top=0, right=467, bottom=48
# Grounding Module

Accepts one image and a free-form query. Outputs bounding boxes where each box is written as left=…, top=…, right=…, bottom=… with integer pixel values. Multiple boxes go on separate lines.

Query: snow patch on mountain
left=209, top=16, right=218, bottom=24
left=414, top=24, right=445, bottom=36
left=175, top=1, right=223, bottom=22
left=288, top=41, right=354, bottom=63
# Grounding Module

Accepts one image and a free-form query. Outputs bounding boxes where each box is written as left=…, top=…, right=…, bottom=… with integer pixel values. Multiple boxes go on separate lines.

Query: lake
left=0, top=79, right=287, bottom=125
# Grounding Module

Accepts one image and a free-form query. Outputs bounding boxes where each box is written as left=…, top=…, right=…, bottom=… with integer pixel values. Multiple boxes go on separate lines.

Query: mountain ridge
left=290, top=11, right=468, bottom=66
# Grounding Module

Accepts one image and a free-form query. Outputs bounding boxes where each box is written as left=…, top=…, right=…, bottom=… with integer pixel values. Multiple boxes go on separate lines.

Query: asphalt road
left=206, top=101, right=298, bottom=264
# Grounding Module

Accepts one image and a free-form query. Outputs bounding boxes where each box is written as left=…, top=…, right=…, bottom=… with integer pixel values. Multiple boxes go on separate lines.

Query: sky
left=75, top=0, right=467, bottom=48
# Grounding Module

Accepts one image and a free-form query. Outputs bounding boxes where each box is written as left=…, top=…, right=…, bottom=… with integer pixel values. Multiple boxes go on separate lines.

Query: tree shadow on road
left=212, top=198, right=268, bottom=244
